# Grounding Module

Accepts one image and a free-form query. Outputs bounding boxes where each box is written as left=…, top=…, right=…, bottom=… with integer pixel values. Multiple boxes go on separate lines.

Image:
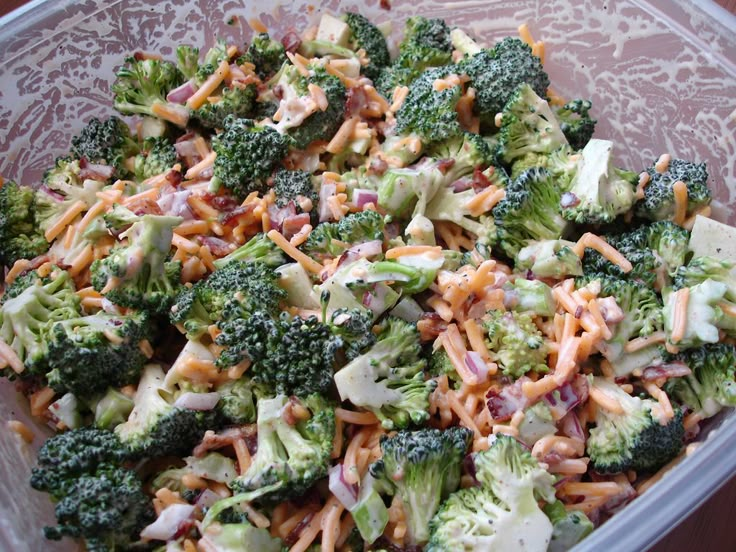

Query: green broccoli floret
left=303, top=209, right=385, bottom=260
left=193, top=85, right=258, bottom=129
left=509, top=145, right=580, bottom=186
left=240, top=33, right=286, bottom=79
left=456, top=36, right=550, bottom=130
left=343, top=12, right=390, bottom=79
left=636, top=158, right=711, bottom=221
left=544, top=500, right=594, bottom=552
left=329, top=307, right=377, bottom=361
left=582, top=221, right=690, bottom=288
left=134, top=136, right=178, bottom=180
left=503, top=278, right=556, bottom=317
left=0, top=180, right=48, bottom=267
left=36, top=169, right=105, bottom=241
left=374, top=160, right=447, bottom=219
left=30, top=427, right=134, bottom=499
left=215, top=378, right=263, bottom=425
left=484, top=310, right=548, bottom=377
left=43, top=156, right=100, bottom=188
left=112, top=56, right=188, bottom=127
left=1, top=269, right=50, bottom=305
left=218, top=313, right=342, bottom=396
left=211, top=116, right=289, bottom=200
left=43, top=464, right=154, bottom=552
left=195, top=39, right=231, bottom=83
left=495, top=83, right=568, bottom=166
left=176, top=45, right=200, bottom=80
left=70, top=116, right=141, bottom=178
left=94, top=388, right=135, bottom=430
left=586, top=377, right=684, bottom=473
left=367, top=255, right=441, bottom=295
left=91, top=213, right=183, bottom=314
left=229, top=393, right=334, bottom=503
left=44, top=311, right=149, bottom=399
left=426, top=434, right=556, bottom=551
left=170, top=260, right=285, bottom=339
left=395, top=66, right=463, bottom=144
left=673, top=256, right=736, bottom=300
left=115, top=364, right=215, bottom=457
left=272, top=168, right=318, bottom=214
left=515, top=239, right=583, bottom=279
left=664, top=343, right=736, bottom=419
left=319, top=257, right=400, bottom=318
left=555, top=99, right=597, bottom=150
left=492, top=167, right=568, bottom=258
left=374, top=17, right=452, bottom=98
left=560, top=139, right=636, bottom=224
left=213, top=232, right=287, bottom=269
left=577, top=274, right=662, bottom=377
left=370, top=427, right=473, bottom=545
left=663, top=279, right=736, bottom=349
left=334, top=317, right=436, bottom=429
left=425, top=132, right=495, bottom=180
left=0, top=269, right=80, bottom=374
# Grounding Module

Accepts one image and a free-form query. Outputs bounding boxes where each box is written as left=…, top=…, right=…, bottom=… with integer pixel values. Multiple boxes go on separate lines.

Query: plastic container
left=0, top=0, right=734, bottom=550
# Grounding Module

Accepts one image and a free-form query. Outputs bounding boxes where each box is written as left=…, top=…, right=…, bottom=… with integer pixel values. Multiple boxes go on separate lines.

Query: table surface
left=1, top=0, right=735, bottom=551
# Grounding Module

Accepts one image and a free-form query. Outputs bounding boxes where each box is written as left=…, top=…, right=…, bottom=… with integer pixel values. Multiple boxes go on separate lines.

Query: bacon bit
left=641, top=361, right=691, bottom=382
left=380, top=0, right=391, bottom=9
left=193, top=426, right=256, bottom=457
left=281, top=31, right=302, bottom=54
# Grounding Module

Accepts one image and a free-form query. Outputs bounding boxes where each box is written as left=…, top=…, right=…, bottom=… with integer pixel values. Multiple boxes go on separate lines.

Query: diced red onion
left=101, top=298, right=122, bottom=315
left=140, top=503, right=195, bottom=540
left=167, top=80, right=197, bottom=103
left=598, top=296, right=624, bottom=324
left=346, top=239, right=383, bottom=259
left=560, top=192, right=580, bottom=208
left=543, top=382, right=582, bottom=420
left=451, top=178, right=473, bottom=192
left=472, top=167, right=492, bottom=192
left=199, top=236, right=236, bottom=257
left=194, top=488, right=221, bottom=510
left=328, top=464, right=359, bottom=509
left=38, top=185, right=64, bottom=202
left=174, top=139, right=200, bottom=166
left=157, top=190, right=194, bottom=219
left=486, top=378, right=530, bottom=421
left=174, top=392, right=220, bottom=411
left=464, top=351, right=489, bottom=382
left=353, top=188, right=379, bottom=208
left=268, top=202, right=297, bottom=231
left=79, top=162, right=115, bottom=181
left=319, top=183, right=337, bottom=222
left=282, top=213, right=312, bottom=240
left=641, top=361, right=691, bottom=381
left=362, top=284, right=392, bottom=315
left=559, top=411, right=585, bottom=442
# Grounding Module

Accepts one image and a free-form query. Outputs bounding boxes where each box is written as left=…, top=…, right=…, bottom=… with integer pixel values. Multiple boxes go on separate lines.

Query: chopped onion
left=167, top=80, right=197, bottom=103
left=282, top=213, right=312, bottom=240
left=353, top=188, right=378, bottom=208
left=464, top=351, right=489, bottom=382
left=194, top=489, right=221, bottom=510
left=79, top=162, right=115, bottom=181
left=641, top=361, right=691, bottom=381
left=486, top=378, right=530, bottom=421
left=542, top=382, right=582, bottom=420
left=319, top=183, right=337, bottom=222
left=559, top=412, right=585, bottom=442
left=346, top=239, right=383, bottom=259
left=157, top=190, right=194, bottom=219
left=451, top=178, right=473, bottom=192
left=328, top=464, right=359, bottom=509
left=174, top=392, right=220, bottom=411
left=140, top=503, right=195, bottom=541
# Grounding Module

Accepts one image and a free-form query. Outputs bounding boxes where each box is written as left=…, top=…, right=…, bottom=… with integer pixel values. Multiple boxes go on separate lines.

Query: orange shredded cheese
left=184, top=151, right=216, bottom=180
left=439, top=324, right=485, bottom=386
left=589, top=386, right=624, bottom=414
left=30, top=387, right=55, bottom=417
left=174, top=219, right=209, bottom=236
left=385, top=245, right=442, bottom=259
left=335, top=408, right=379, bottom=425
left=326, top=116, right=359, bottom=154
left=266, top=229, right=323, bottom=274
left=122, top=187, right=159, bottom=206
left=466, top=186, right=505, bottom=216
left=187, top=60, right=231, bottom=110
left=672, top=180, right=688, bottom=226
left=172, top=233, right=200, bottom=254
left=518, top=23, right=535, bottom=46
left=44, top=200, right=87, bottom=242
left=670, top=288, right=690, bottom=344
left=0, top=338, right=24, bottom=374
left=574, top=233, right=633, bottom=273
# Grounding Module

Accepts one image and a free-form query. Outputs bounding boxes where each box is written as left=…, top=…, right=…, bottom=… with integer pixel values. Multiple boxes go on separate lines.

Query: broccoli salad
left=0, top=9, right=733, bottom=552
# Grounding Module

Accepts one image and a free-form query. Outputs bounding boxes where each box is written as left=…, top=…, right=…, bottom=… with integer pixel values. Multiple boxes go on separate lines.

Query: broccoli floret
left=230, top=394, right=334, bottom=503
left=555, top=99, right=597, bottom=150
left=211, top=116, right=289, bottom=200
left=218, top=313, right=342, bottom=396
left=457, top=37, right=550, bottom=130
left=636, top=158, right=711, bottom=221
left=91, top=213, right=183, bottom=314
left=492, top=167, right=568, bottom=258
left=484, top=310, right=548, bottom=377
left=426, top=434, right=556, bottom=551
left=196, top=39, right=231, bottom=83
left=515, top=239, right=583, bottom=279
left=193, top=85, right=258, bottom=129
left=303, top=210, right=385, bottom=260
left=329, top=308, right=377, bottom=361
left=374, top=17, right=452, bottom=98
left=1, top=269, right=50, bottom=305
left=587, top=377, right=684, bottom=473
left=115, top=364, right=214, bottom=457
left=510, top=145, right=580, bottom=187
left=367, top=255, right=441, bottom=295
left=102, top=203, right=140, bottom=235
left=320, top=257, right=400, bottom=318
left=395, top=66, right=463, bottom=144
left=176, top=45, right=200, bottom=80
left=170, top=260, right=285, bottom=340
left=213, top=232, right=287, bottom=269
left=560, top=139, right=636, bottom=224
left=94, top=388, right=135, bottom=430
left=70, top=116, right=140, bottom=178
left=35, top=171, right=105, bottom=241
left=289, top=67, right=347, bottom=149
left=425, top=132, right=495, bottom=180
left=664, top=343, right=736, bottom=419
left=582, top=221, right=690, bottom=288
left=343, top=12, right=390, bottom=79
left=112, top=56, right=189, bottom=128
left=134, top=136, right=178, bottom=180
left=673, top=256, right=736, bottom=300
left=0, top=269, right=80, bottom=373
left=369, top=427, right=472, bottom=545
left=663, top=279, right=736, bottom=349
left=30, top=427, right=134, bottom=499
left=374, top=160, right=447, bottom=219
left=0, top=180, right=48, bottom=267
left=240, top=33, right=286, bottom=79
left=44, top=311, right=149, bottom=399
left=215, top=378, right=263, bottom=425
left=544, top=500, right=594, bottom=552
left=334, top=317, right=436, bottom=429
left=503, top=278, right=556, bottom=317
left=272, top=168, right=318, bottom=214
left=495, top=84, right=568, bottom=166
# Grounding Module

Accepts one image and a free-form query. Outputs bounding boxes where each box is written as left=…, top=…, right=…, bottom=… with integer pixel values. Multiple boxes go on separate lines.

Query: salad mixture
left=1, top=9, right=734, bottom=552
